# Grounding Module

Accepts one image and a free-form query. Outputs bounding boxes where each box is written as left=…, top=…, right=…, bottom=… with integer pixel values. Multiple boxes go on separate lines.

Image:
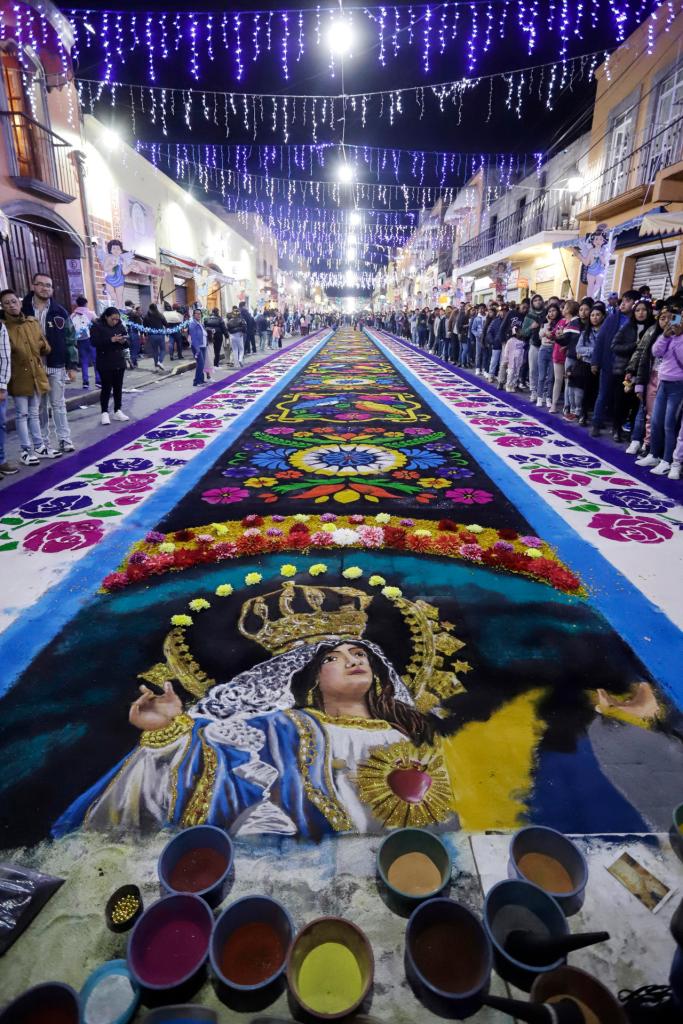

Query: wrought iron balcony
left=1, top=110, right=78, bottom=203
left=585, top=118, right=683, bottom=213
left=456, top=192, right=573, bottom=268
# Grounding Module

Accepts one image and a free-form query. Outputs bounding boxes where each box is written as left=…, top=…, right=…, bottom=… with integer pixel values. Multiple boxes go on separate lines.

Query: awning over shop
left=638, top=211, right=683, bottom=237
left=552, top=208, right=664, bottom=248
left=159, top=249, right=234, bottom=284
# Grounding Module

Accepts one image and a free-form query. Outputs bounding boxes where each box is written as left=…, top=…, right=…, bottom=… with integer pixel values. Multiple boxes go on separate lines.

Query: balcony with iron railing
left=456, top=192, right=574, bottom=269
left=579, top=116, right=683, bottom=218
left=0, top=110, right=79, bottom=203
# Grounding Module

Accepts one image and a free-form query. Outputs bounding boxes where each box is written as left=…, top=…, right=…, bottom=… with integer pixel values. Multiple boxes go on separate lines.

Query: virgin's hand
left=129, top=681, right=183, bottom=731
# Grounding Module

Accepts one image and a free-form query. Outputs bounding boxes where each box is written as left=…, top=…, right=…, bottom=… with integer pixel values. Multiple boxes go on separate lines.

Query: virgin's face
left=317, top=643, right=373, bottom=704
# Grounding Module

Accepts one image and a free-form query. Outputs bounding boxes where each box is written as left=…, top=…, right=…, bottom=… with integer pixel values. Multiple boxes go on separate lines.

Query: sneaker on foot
left=113, top=409, right=129, bottom=421
left=651, top=460, right=671, bottom=475
left=59, top=439, right=75, bottom=453
left=82, top=383, right=90, bottom=390
left=625, top=440, right=641, bottom=455
left=101, top=412, right=111, bottom=425
left=536, top=397, right=544, bottom=407
left=0, top=461, right=19, bottom=475
left=590, top=425, right=601, bottom=437
left=35, top=444, right=62, bottom=459
left=20, top=450, right=39, bottom=466
left=635, top=453, right=658, bottom=467
left=669, top=461, right=681, bottom=480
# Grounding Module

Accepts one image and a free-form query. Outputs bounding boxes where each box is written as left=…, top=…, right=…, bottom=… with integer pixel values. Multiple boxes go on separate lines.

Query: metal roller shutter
left=602, top=260, right=616, bottom=297
left=632, top=249, right=676, bottom=300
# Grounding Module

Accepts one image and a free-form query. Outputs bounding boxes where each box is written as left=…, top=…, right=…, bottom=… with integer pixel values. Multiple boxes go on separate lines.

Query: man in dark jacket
left=590, top=289, right=640, bottom=436
left=204, top=308, right=226, bottom=366
left=23, top=273, right=76, bottom=456
left=239, top=302, right=256, bottom=355
left=226, top=306, right=247, bottom=367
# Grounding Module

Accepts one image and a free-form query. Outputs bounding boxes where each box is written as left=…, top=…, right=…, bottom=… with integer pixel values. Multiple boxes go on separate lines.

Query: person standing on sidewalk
left=255, top=310, right=269, bottom=352
left=1, top=288, right=51, bottom=466
left=188, top=309, right=208, bottom=386
left=71, top=295, right=98, bottom=390
left=91, top=307, right=130, bottom=425
left=226, top=306, right=247, bottom=368
left=205, top=308, right=226, bottom=366
left=0, top=320, right=18, bottom=477
left=239, top=302, right=256, bottom=355
left=123, top=300, right=143, bottom=368
left=143, top=304, right=168, bottom=370
left=22, top=273, right=76, bottom=455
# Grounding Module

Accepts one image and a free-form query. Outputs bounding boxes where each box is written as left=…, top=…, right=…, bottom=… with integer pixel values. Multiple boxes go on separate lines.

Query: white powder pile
left=84, top=973, right=135, bottom=1024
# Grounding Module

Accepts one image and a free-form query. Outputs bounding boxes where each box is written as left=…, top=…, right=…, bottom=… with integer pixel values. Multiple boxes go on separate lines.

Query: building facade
left=0, top=1, right=273, bottom=317
left=571, top=13, right=683, bottom=299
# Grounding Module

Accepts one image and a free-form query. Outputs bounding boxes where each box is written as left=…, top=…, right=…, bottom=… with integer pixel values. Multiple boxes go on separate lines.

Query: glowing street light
left=337, top=163, right=354, bottom=184
left=349, top=211, right=362, bottom=226
left=346, top=246, right=358, bottom=261
left=101, top=127, right=121, bottom=151
left=327, top=20, right=354, bottom=56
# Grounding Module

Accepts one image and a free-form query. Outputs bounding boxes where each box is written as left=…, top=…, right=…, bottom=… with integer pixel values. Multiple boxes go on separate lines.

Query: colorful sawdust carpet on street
left=0, top=327, right=682, bottom=854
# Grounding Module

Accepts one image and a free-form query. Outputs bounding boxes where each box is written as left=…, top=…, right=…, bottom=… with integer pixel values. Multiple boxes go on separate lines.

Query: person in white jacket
left=0, top=322, right=18, bottom=475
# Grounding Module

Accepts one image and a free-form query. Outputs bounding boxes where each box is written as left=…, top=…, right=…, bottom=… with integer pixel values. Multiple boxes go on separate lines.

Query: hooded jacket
left=4, top=312, right=51, bottom=397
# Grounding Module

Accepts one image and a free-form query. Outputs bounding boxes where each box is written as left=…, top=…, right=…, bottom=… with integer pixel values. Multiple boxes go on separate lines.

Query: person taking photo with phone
left=91, top=306, right=130, bottom=425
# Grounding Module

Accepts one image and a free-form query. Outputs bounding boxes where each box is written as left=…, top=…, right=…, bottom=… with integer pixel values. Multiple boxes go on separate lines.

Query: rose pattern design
left=495, top=436, right=544, bottom=448
left=96, top=458, right=154, bottom=473
left=18, top=494, right=93, bottom=519
left=98, top=473, right=158, bottom=494
left=144, top=428, right=189, bottom=440
left=529, top=469, right=592, bottom=488
left=160, top=438, right=205, bottom=451
left=592, top=488, right=675, bottom=514
left=23, top=519, right=105, bottom=553
left=587, top=514, right=674, bottom=544
left=546, top=453, right=601, bottom=469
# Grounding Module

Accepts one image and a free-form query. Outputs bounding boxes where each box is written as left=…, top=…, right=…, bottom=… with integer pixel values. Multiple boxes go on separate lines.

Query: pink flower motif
left=310, top=531, right=335, bottom=547
left=267, top=528, right=283, bottom=536
left=320, top=513, right=338, bottom=522
left=201, top=487, right=250, bottom=505
left=404, top=427, right=433, bottom=435
left=98, top=473, right=158, bottom=494
left=459, top=543, right=484, bottom=560
left=520, top=535, right=543, bottom=547
left=161, top=438, right=206, bottom=452
left=349, top=514, right=365, bottom=523
left=186, top=419, right=222, bottom=430
left=23, top=519, right=105, bottom=554
left=470, top=417, right=510, bottom=426
left=103, top=572, right=128, bottom=590
left=272, top=515, right=286, bottom=522
left=357, top=526, right=385, bottom=547
left=265, top=427, right=296, bottom=435
left=529, top=468, right=591, bottom=487
left=400, top=518, right=415, bottom=527
left=495, top=436, right=544, bottom=448
left=493, top=540, right=514, bottom=553
left=587, top=514, right=674, bottom=544
left=550, top=489, right=584, bottom=500
left=115, top=495, right=144, bottom=506
left=214, top=542, right=238, bottom=559
left=123, top=443, right=143, bottom=451
left=242, top=528, right=262, bottom=537
left=608, top=477, right=639, bottom=486
left=446, top=488, right=495, bottom=505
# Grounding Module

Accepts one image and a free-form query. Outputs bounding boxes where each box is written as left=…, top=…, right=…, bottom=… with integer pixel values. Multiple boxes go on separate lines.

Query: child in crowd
left=537, top=303, right=561, bottom=408
left=574, top=302, right=606, bottom=425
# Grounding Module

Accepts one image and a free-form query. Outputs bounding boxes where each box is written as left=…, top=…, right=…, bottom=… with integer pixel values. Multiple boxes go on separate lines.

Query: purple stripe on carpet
left=381, top=332, right=683, bottom=502
left=0, top=334, right=318, bottom=516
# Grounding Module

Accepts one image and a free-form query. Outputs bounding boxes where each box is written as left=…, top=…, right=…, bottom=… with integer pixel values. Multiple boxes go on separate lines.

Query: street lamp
left=337, top=163, right=354, bottom=184
left=327, top=20, right=354, bottom=56
left=349, top=211, right=362, bottom=226
left=101, top=127, right=121, bottom=151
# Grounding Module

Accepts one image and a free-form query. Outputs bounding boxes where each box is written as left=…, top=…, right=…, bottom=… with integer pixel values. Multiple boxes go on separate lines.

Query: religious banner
left=119, top=191, right=157, bottom=261
left=95, top=237, right=135, bottom=308
left=569, top=224, right=615, bottom=300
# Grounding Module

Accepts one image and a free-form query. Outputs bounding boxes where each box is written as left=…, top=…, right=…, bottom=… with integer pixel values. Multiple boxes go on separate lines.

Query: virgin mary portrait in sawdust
left=54, top=583, right=462, bottom=839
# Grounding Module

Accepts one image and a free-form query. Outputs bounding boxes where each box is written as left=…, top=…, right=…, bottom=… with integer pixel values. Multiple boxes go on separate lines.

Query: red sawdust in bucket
left=219, top=921, right=286, bottom=986
left=413, top=921, right=484, bottom=994
left=168, top=847, right=229, bottom=893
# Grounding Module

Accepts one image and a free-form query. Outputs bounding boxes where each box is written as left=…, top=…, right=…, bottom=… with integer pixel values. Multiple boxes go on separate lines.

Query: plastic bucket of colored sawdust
left=404, top=898, right=492, bottom=1019
left=210, top=895, right=294, bottom=1011
left=531, top=965, right=628, bottom=1024
left=0, top=983, right=81, bottom=1024
left=158, top=825, right=233, bottom=907
left=670, top=803, right=683, bottom=863
left=483, top=879, right=569, bottom=992
left=376, top=827, right=452, bottom=916
left=287, top=916, right=374, bottom=1020
left=127, top=894, right=214, bottom=1006
left=509, top=826, right=588, bottom=917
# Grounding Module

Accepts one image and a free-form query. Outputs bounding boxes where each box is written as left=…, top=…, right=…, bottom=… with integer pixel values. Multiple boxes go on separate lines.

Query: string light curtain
left=64, top=2, right=672, bottom=84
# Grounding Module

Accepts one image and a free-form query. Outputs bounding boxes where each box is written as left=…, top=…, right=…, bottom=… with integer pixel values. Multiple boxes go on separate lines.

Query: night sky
left=63, top=1, right=644, bottom=274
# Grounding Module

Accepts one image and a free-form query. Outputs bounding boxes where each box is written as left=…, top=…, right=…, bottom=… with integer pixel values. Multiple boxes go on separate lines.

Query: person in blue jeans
left=0, top=321, right=18, bottom=475
left=188, top=309, right=207, bottom=387
left=590, top=289, right=640, bottom=436
left=72, top=296, right=99, bottom=389
left=636, top=324, right=683, bottom=475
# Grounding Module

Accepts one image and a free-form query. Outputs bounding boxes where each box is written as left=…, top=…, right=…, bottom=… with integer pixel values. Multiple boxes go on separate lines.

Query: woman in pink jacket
left=636, top=324, right=683, bottom=476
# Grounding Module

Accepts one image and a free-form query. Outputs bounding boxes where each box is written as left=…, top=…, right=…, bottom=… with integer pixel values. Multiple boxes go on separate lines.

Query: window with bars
left=647, top=63, right=683, bottom=181
left=602, top=109, right=635, bottom=201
